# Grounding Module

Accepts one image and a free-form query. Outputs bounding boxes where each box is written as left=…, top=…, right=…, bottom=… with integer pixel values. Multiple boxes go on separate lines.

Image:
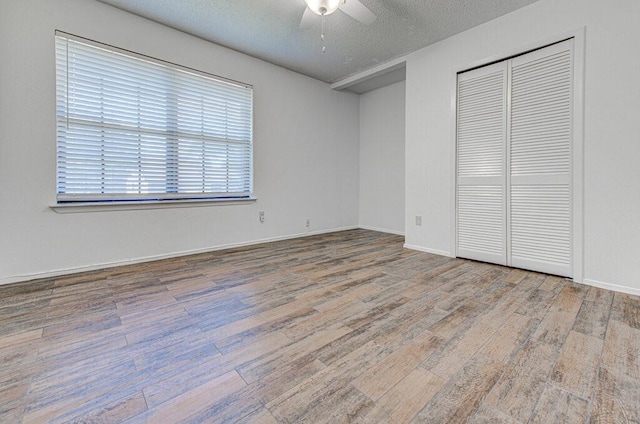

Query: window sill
left=50, top=197, right=257, bottom=213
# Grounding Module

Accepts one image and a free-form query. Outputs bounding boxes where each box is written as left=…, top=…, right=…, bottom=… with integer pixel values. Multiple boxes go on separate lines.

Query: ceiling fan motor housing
left=305, top=0, right=341, bottom=16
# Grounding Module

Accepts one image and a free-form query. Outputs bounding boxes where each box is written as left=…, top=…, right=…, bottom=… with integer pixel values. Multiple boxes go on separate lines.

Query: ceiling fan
left=300, top=0, right=376, bottom=28
left=300, top=0, right=376, bottom=53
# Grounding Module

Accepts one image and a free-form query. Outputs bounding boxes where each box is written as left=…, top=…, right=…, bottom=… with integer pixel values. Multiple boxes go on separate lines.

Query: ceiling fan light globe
left=305, top=0, right=341, bottom=16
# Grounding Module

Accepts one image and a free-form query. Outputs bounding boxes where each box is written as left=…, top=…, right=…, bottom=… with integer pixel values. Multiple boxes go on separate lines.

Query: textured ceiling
left=96, top=0, right=539, bottom=85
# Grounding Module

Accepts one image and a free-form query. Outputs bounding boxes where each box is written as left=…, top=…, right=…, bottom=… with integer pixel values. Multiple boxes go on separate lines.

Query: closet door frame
left=450, top=28, right=585, bottom=283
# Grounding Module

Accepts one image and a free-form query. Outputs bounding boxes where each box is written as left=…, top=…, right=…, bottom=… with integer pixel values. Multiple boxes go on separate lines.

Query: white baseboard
left=0, top=225, right=359, bottom=286
left=358, top=225, right=404, bottom=236
left=403, top=243, right=453, bottom=258
left=582, top=278, right=640, bottom=297
left=399, top=250, right=640, bottom=296
left=11, top=228, right=639, bottom=299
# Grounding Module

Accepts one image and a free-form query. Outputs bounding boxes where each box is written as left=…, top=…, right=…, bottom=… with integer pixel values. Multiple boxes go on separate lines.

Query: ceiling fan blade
left=339, top=0, right=376, bottom=25
left=300, top=7, right=315, bottom=30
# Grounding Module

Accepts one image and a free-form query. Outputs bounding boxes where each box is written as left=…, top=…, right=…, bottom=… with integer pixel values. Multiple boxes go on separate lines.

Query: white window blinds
left=55, top=32, right=253, bottom=203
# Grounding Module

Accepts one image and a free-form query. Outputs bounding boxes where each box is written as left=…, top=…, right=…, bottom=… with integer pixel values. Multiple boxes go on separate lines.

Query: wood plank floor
left=1, top=229, right=639, bottom=423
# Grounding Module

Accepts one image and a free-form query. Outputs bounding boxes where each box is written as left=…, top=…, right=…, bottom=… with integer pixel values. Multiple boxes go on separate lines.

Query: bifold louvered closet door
left=457, top=62, right=508, bottom=266
left=456, top=39, right=573, bottom=277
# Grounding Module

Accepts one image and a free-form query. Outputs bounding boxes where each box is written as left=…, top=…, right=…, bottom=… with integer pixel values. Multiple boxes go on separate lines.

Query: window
left=55, top=32, right=253, bottom=204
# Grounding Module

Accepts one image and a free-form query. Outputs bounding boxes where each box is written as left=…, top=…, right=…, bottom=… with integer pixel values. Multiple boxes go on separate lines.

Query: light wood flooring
left=1, top=229, right=639, bottom=423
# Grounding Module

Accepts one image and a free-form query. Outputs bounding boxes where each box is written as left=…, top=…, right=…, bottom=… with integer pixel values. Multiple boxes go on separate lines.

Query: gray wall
left=405, top=0, right=640, bottom=294
left=0, top=0, right=360, bottom=283
left=359, top=81, right=405, bottom=235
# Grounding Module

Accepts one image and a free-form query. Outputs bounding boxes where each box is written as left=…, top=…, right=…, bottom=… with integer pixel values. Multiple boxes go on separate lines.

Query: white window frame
left=54, top=31, right=254, bottom=207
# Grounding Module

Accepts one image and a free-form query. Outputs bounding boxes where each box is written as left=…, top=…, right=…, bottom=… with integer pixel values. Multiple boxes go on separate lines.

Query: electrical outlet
left=306, top=218, right=310, bottom=228
left=259, top=211, right=265, bottom=223
left=415, top=215, right=422, bottom=226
